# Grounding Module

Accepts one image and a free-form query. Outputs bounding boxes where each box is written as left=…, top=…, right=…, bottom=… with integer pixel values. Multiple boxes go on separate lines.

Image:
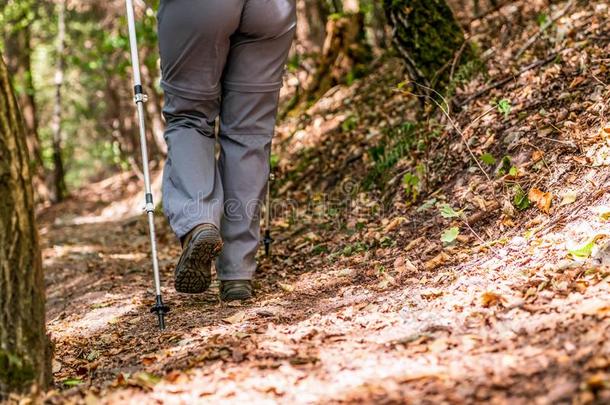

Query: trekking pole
left=125, top=0, right=169, bottom=330
left=263, top=171, right=274, bottom=256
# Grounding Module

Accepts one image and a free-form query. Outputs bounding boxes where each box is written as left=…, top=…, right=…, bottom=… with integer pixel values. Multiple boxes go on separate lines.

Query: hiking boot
left=174, top=224, right=223, bottom=294
left=220, top=280, right=253, bottom=301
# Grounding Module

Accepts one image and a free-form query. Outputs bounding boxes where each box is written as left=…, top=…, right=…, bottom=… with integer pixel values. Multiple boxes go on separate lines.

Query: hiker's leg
left=157, top=0, right=242, bottom=239
left=216, top=0, right=296, bottom=280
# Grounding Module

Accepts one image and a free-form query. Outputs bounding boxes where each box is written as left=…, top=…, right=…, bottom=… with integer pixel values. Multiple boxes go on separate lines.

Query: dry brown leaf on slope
left=223, top=310, right=247, bottom=324
left=278, top=282, right=295, bottom=292
left=394, top=256, right=418, bottom=275
left=532, top=150, right=544, bottom=163
left=385, top=216, right=407, bottom=232
left=425, top=252, right=450, bottom=271
left=481, top=291, right=505, bottom=308
left=569, top=76, right=587, bottom=88
left=529, top=188, right=553, bottom=214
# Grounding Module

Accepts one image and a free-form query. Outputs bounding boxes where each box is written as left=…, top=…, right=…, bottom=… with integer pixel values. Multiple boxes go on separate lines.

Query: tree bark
left=0, top=53, right=51, bottom=399
left=384, top=0, right=471, bottom=89
left=295, top=0, right=330, bottom=55
left=301, top=12, right=371, bottom=102
left=3, top=9, right=51, bottom=202
left=51, top=0, right=67, bottom=202
left=4, top=27, right=43, bottom=170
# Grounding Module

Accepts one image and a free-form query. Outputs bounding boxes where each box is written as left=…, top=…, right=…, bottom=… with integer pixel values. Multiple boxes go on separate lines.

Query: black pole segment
left=150, top=295, right=170, bottom=330
left=134, top=84, right=144, bottom=95
left=146, top=193, right=153, bottom=204
left=263, top=229, right=273, bottom=256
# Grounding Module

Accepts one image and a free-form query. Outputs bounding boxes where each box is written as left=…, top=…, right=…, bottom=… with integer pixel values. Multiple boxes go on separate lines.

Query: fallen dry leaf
left=481, top=291, right=505, bottom=308
left=560, top=190, right=577, bottom=206
left=528, top=188, right=553, bottom=214
left=425, top=252, right=450, bottom=271
left=569, top=76, right=586, bottom=88
left=278, top=282, right=295, bottom=292
left=532, top=150, right=544, bottom=162
left=405, top=237, right=425, bottom=252
left=385, top=216, right=407, bottom=232
left=223, top=310, right=247, bottom=324
left=393, top=256, right=417, bottom=274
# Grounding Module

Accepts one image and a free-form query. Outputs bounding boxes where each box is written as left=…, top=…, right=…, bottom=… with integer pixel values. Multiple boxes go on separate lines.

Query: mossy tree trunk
left=0, top=53, right=51, bottom=399
left=384, top=0, right=471, bottom=90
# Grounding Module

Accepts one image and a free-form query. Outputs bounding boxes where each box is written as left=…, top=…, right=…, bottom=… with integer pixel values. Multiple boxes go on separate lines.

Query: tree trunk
left=295, top=0, right=330, bottom=55
left=384, top=0, right=471, bottom=90
left=141, top=58, right=167, bottom=157
left=4, top=27, right=43, bottom=170
left=51, top=0, right=67, bottom=202
left=0, top=53, right=51, bottom=399
left=300, top=12, right=371, bottom=103
left=3, top=11, right=51, bottom=202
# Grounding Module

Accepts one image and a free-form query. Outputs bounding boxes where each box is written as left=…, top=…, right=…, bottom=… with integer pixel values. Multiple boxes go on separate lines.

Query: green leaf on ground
left=270, top=153, right=280, bottom=169
left=402, top=172, right=419, bottom=187
left=441, top=227, right=460, bottom=244
left=480, top=153, right=496, bottom=165
left=439, top=203, right=463, bottom=219
left=417, top=198, right=437, bottom=212
left=569, top=240, right=596, bottom=259
left=62, top=378, right=83, bottom=387
left=498, top=156, right=512, bottom=176
left=497, top=99, right=512, bottom=117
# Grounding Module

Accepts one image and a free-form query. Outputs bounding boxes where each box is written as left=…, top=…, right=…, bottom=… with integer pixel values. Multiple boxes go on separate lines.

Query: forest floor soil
left=38, top=0, right=610, bottom=403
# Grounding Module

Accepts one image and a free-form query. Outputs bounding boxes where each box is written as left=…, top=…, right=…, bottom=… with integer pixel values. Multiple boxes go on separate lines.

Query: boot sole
left=175, top=227, right=223, bottom=294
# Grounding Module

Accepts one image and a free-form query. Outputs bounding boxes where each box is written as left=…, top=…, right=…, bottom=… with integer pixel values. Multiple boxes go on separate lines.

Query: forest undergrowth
left=33, top=1, right=610, bottom=403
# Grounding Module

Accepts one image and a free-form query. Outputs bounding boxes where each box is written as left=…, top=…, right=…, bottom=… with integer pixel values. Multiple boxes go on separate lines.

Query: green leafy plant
left=342, top=242, right=369, bottom=256
left=537, top=13, right=550, bottom=28
left=496, top=99, right=512, bottom=118
left=513, top=185, right=531, bottom=211
left=498, top=156, right=512, bottom=176
left=402, top=172, right=420, bottom=202
left=341, top=115, right=358, bottom=132
left=270, top=153, right=280, bottom=169
left=62, top=377, right=83, bottom=387
left=480, top=153, right=496, bottom=166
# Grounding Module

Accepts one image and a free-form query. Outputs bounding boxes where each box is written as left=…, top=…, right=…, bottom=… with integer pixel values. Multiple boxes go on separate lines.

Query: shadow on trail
left=42, top=208, right=389, bottom=392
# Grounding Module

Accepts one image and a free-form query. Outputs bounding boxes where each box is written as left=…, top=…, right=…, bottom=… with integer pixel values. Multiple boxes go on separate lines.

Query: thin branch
left=399, top=82, right=492, bottom=183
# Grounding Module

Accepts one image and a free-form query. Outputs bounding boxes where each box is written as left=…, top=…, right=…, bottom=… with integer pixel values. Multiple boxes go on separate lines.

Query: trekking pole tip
left=150, top=295, right=170, bottom=331
left=263, top=229, right=273, bottom=257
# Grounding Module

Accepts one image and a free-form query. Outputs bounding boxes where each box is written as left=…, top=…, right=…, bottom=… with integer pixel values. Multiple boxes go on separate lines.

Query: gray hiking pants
left=157, top=0, right=296, bottom=280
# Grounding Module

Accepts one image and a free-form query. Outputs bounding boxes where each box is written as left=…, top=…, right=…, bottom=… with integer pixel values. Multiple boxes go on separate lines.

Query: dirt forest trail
left=40, top=168, right=610, bottom=404
left=38, top=0, right=610, bottom=403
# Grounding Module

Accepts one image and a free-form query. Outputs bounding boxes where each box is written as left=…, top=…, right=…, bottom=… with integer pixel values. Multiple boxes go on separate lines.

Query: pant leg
left=161, top=94, right=223, bottom=238
left=157, top=0, right=243, bottom=239
left=216, top=0, right=296, bottom=280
